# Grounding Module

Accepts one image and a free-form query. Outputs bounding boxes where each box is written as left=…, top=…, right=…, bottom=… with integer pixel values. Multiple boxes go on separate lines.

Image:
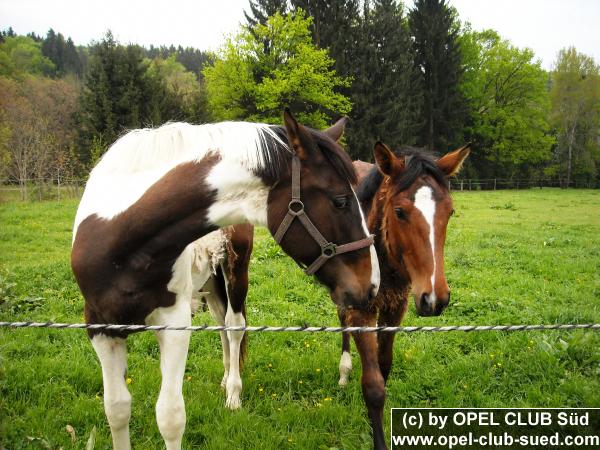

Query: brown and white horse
left=337, top=142, right=470, bottom=449
left=71, top=110, right=379, bottom=450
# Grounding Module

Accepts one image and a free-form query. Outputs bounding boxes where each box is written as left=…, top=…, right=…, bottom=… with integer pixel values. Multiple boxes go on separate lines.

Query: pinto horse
left=71, top=110, right=379, bottom=450
left=337, top=142, right=471, bottom=448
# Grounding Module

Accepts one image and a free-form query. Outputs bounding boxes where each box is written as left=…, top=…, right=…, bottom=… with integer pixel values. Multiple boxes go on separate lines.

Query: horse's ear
left=374, top=142, right=403, bottom=176
left=323, top=117, right=348, bottom=142
left=283, top=108, right=308, bottom=159
left=437, top=143, right=471, bottom=177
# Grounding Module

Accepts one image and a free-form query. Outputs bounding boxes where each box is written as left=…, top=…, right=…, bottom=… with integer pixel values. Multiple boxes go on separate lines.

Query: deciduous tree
left=204, top=11, right=351, bottom=128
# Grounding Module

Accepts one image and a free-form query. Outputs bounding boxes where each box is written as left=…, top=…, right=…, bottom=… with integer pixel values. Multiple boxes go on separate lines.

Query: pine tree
left=409, top=0, right=465, bottom=151
left=348, top=0, right=422, bottom=158
left=244, top=0, right=288, bottom=29
left=77, top=32, right=161, bottom=162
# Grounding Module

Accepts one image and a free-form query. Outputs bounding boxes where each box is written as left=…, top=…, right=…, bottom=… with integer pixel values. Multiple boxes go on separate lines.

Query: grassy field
left=1, top=188, right=599, bottom=449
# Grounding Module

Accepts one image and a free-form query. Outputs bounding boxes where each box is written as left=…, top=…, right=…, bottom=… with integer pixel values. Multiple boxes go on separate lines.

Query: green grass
left=1, top=189, right=599, bottom=449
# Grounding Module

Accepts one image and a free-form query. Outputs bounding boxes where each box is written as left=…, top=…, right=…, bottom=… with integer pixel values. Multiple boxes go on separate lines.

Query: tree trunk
left=566, top=122, right=576, bottom=188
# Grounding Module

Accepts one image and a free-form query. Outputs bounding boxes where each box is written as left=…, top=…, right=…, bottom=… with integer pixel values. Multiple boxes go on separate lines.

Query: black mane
left=356, top=146, right=446, bottom=204
left=263, top=125, right=357, bottom=185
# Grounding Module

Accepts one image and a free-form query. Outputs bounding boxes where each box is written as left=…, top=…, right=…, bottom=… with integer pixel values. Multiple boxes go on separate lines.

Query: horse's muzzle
left=416, top=292, right=450, bottom=316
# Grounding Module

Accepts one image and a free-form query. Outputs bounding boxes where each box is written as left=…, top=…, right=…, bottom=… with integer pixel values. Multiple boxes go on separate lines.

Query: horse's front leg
left=148, top=297, right=192, bottom=450
left=90, top=334, right=132, bottom=450
left=347, top=309, right=387, bottom=450
left=377, top=290, right=408, bottom=383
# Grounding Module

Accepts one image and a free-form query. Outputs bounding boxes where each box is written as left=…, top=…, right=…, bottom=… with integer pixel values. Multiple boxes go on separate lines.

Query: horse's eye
left=333, top=195, right=349, bottom=209
left=395, top=207, right=407, bottom=221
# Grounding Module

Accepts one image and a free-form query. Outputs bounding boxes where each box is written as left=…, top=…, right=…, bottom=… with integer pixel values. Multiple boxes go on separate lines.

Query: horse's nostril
left=420, top=293, right=431, bottom=306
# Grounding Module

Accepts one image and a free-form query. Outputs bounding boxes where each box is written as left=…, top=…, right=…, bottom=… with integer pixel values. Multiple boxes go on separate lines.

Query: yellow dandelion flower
left=186, top=376, right=192, bottom=381
left=126, top=377, right=132, bottom=385
left=259, top=387, right=264, bottom=393
left=324, top=397, right=332, bottom=402
left=298, top=380, right=303, bottom=384
left=316, top=368, right=321, bottom=372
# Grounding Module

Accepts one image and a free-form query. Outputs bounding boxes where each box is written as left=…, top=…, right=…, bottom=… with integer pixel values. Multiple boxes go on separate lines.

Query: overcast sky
left=1, top=0, right=599, bottom=70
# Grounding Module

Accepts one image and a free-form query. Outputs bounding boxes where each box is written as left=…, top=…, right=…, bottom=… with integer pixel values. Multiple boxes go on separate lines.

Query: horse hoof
left=225, top=396, right=242, bottom=410
left=338, top=377, right=349, bottom=387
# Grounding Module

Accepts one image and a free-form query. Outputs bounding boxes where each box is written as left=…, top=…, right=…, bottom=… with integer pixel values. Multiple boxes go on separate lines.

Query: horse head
left=267, top=110, right=380, bottom=310
left=371, top=142, right=470, bottom=316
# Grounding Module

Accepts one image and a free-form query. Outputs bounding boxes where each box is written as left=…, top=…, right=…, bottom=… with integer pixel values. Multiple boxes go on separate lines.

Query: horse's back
left=353, top=160, right=374, bottom=186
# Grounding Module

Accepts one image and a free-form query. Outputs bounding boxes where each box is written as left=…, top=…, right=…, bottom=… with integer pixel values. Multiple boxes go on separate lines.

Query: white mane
left=74, top=122, right=289, bottom=237
left=91, top=121, right=288, bottom=176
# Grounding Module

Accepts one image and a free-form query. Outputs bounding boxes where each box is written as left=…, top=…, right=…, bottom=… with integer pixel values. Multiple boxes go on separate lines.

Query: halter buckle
left=288, top=199, right=305, bottom=216
left=322, top=243, right=337, bottom=258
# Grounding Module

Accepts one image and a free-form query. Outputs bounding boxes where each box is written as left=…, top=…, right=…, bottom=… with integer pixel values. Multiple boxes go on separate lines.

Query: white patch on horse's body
left=73, top=121, right=288, bottom=239
left=338, top=351, right=353, bottom=386
left=206, top=164, right=270, bottom=227
left=352, top=187, right=380, bottom=295
left=414, top=186, right=437, bottom=303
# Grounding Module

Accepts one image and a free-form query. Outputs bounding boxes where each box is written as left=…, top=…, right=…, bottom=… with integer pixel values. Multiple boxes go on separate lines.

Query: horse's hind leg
left=90, top=334, right=132, bottom=450
left=203, top=274, right=230, bottom=388
left=337, top=308, right=352, bottom=386
left=148, top=297, right=192, bottom=450
left=221, top=224, right=252, bottom=410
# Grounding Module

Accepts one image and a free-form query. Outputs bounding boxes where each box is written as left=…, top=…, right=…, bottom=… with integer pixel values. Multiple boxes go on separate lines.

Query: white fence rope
left=1, top=321, right=599, bottom=333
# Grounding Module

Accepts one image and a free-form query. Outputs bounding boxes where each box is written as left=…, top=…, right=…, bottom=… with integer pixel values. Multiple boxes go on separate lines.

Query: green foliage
left=245, top=0, right=288, bottom=29
left=460, top=29, right=554, bottom=178
left=204, top=11, right=351, bottom=127
left=146, top=54, right=210, bottom=123
left=0, top=36, right=55, bottom=79
left=409, top=0, right=466, bottom=151
left=550, top=47, right=600, bottom=184
left=41, top=29, right=83, bottom=78
left=77, top=32, right=162, bottom=162
left=348, top=0, right=422, bottom=159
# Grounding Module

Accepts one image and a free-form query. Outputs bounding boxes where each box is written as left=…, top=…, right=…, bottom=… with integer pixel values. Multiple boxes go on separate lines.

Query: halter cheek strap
left=273, top=155, right=375, bottom=275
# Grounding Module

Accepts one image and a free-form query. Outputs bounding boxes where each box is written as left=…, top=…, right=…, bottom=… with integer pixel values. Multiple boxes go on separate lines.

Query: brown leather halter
left=273, top=155, right=375, bottom=275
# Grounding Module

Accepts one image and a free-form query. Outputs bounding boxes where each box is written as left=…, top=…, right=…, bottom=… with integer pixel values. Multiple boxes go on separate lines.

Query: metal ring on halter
left=322, top=243, right=337, bottom=258
left=287, top=199, right=305, bottom=216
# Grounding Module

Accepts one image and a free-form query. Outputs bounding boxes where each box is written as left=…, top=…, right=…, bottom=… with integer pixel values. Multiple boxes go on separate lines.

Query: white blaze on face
left=352, top=187, right=380, bottom=295
left=413, top=186, right=437, bottom=303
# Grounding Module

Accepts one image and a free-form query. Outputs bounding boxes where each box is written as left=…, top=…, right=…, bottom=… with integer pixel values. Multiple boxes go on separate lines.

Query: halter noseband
left=273, top=154, right=375, bottom=275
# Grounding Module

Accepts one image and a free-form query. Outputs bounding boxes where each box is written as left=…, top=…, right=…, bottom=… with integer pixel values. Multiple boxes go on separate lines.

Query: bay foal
left=71, top=110, right=379, bottom=450
left=338, top=142, right=471, bottom=449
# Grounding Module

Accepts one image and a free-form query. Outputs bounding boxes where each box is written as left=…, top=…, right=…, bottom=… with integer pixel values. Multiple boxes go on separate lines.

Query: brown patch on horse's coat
left=72, top=153, right=222, bottom=337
